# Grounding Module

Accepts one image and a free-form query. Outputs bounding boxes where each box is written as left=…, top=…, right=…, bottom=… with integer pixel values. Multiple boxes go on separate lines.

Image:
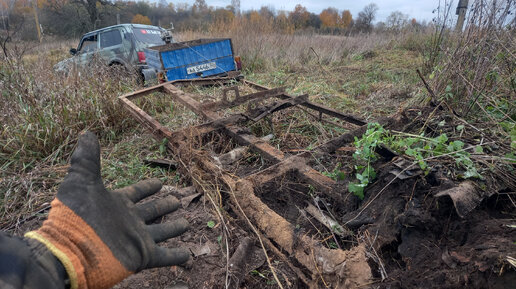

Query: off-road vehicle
left=54, top=24, right=168, bottom=83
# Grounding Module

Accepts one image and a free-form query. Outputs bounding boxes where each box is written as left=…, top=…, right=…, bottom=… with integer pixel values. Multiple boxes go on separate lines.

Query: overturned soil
left=114, top=186, right=299, bottom=289
left=110, top=157, right=515, bottom=289
left=114, top=112, right=515, bottom=288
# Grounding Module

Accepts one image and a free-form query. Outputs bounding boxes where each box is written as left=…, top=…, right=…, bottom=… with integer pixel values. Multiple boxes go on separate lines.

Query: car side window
left=78, top=34, right=98, bottom=54
left=100, top=30, right=122, bottom=48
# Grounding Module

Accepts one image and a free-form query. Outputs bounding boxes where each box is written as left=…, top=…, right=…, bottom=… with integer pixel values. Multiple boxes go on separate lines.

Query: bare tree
left=386, top=10, right=408, bottom=33
left=158, top=0, right=168, bottom=8
left=0, top=0, right=17, bottom=31
left=0, top=0, right=27, bottom=59
left=231, top=0, right=240, bottom=16
left=231, top=0, right=240, bottom=14
left=355, top=3, right=378, bottom=33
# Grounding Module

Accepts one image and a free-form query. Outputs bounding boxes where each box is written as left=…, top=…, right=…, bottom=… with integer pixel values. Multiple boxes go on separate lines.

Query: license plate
left=187, top=62, right=216, bottom=74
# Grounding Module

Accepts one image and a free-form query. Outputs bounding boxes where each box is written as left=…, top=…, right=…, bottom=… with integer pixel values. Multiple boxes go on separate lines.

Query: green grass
left=246, top=48, right=422, bottom=119
left=101, top=134, right=181, bottom=189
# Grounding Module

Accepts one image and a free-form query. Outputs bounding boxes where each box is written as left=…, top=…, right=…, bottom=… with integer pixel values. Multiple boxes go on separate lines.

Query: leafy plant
left=251, top=270, right=267, bottom=279
left=159, top=138, right=168, bottom=155
left=328, top=241, right=339, bottom=249
left=348, top=123, right=384, bottom=200
left=348, top=123, right=484, bottom=200
left=389, top=133, right=482, bottom=179
left=322, top=162, right=346, bottom=181
left=207, top=220, right=215, bottom=228
left=442, top=84, right=454, bottom=100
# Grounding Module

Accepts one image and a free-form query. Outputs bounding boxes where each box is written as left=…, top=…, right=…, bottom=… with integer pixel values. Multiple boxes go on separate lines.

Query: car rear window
left=132, top=28, right=165, bottom=45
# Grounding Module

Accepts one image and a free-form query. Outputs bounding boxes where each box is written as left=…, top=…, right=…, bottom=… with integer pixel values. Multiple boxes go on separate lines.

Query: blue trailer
left=144, top=38, right=241, bottom=82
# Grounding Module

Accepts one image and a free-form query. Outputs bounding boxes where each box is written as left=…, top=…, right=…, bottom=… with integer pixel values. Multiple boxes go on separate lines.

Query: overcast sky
left=175, top=0, right=451, bottom=23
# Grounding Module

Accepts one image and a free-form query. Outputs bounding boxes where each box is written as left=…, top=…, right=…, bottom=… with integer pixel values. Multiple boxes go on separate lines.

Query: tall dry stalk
left=429, top=0, right=515, bottom=126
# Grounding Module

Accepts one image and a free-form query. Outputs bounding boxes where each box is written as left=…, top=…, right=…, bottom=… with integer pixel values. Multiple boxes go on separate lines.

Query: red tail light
left=137, top=51, right=146, bottom=64
left=234, top=56, right=242, bottom=70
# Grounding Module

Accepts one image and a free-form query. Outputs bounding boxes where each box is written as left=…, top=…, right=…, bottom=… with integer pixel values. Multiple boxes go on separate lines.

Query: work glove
left=25, top=132, right=190, bottom=289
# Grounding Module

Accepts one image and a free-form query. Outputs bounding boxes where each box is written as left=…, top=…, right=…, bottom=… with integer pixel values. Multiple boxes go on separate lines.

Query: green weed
left=349, top=123, right=484, bottom=200
left=348, top=123, right=385, bottom=199
left=322, top=163, right=346, bottom=181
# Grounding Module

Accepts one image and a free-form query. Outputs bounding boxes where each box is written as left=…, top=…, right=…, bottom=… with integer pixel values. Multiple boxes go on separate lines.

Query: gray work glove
left=24, top=131, right=190, bottom=289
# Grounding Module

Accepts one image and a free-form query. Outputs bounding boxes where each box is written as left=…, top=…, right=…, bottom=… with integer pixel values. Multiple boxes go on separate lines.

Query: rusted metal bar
left=123, top=73, right=241, bottom=101
left=123, top=84, right=165, bottom=100
left=169, top=114, right=248, bottom=145
left=225, top=129, right=287, bottom=161
left=123, top=71, right=241, bottom=100
left=171, top=71, right=242, bottom=87
left=298, top=106, right=354, bottom=130
left=243, top=80, right=366, bottom=126
left=119, top=95, right=173, bottom=141
left=201, top=87, right=286, bottom=111
left=251, top=94, right=308, bottom=122
left=163, top=84, right=219, bottom=119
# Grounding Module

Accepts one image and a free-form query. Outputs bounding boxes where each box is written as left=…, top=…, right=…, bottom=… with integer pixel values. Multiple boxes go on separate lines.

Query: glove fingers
left=147, top=218, right=189, bottom=243
left=136, top=196, right=180, bottom=222
left=149, top=246, right=191, bottom=268
left=114, top=179, right=162, bottom=203
left=62, top=132, right=102, bottom=186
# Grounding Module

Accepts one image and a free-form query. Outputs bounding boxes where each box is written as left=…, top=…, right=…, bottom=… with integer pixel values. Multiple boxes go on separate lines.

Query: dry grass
left=0, top=58, right=139, bottom=171
left=176, top=29, right=404, bottom=72
left=0, top=45, right=143, bottom=232
left=425, top=0, right=515, bottom=146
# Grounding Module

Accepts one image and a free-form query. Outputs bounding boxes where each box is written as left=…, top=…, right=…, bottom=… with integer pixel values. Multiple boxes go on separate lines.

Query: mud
left=112, top=153, right=514, bottom=289
left=352, top=161, right=516, bottom=288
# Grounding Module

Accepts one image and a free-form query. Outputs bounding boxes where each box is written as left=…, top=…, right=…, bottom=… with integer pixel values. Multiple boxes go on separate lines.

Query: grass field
left=0, top=31, right=426, bottom=232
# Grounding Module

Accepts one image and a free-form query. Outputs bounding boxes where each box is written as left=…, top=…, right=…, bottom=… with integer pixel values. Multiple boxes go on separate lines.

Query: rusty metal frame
left=119, top=78, right=373, bottom=287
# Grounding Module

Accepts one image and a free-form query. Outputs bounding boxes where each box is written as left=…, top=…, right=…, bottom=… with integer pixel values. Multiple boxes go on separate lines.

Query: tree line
left=0, top=0, right=427, bottom=40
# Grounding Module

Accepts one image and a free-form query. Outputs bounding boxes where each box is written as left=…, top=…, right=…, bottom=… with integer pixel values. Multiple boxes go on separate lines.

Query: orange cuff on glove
left=25, top=199, right=131, bottom=289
